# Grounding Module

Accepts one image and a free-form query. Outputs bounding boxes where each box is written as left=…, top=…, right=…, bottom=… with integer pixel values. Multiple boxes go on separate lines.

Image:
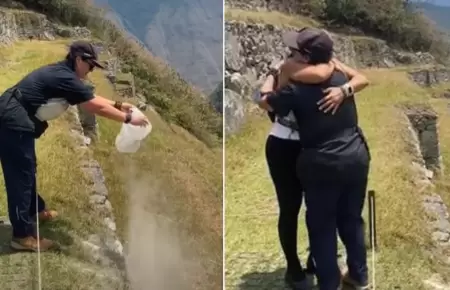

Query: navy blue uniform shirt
left=266, top=71, right=370, bottom=181
left=0, top=60, right=94, bottom=135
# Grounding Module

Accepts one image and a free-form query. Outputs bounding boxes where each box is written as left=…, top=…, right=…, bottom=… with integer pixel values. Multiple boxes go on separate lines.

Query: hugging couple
left=254, top=27, right=371, bottom=290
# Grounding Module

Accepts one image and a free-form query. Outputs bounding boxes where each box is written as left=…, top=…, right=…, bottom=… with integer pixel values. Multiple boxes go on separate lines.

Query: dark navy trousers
left=303, top=162, right=369, bottom=290
left=0, top=128, right=46, bottom=238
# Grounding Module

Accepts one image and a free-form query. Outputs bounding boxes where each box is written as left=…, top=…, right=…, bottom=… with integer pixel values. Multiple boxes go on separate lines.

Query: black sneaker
left=284, top=272, right=312, bottom=290
left=304, top=269, right=316, bottom=287
left=342, top=272, right=370, bottom=289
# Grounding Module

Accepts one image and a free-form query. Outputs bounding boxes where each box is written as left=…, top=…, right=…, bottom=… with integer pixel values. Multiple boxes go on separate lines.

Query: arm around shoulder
left=261, top=84, right=295, bottom=117
left=332, top=58, right=369, bottom=93
left=281, top=60, right=335, bottom=86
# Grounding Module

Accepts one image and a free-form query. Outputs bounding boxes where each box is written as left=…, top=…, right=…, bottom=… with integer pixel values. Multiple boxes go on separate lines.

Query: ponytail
left=65, top=53, right=76, bottom=70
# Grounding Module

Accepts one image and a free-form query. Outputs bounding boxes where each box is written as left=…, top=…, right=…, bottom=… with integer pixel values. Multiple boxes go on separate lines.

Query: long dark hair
left=65, top=53, right=76, bottom=70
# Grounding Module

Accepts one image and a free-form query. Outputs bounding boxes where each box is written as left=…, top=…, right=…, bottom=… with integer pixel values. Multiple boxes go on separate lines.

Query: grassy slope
left=225, top=8, right=322, bottom=28
left=225, top=10, right=450, bottom=290
left=0, top=40, right=222, bottom=289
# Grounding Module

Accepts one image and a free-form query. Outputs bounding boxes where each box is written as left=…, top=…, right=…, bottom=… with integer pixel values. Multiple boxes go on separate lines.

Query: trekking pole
left=368, top=190, right=377, bottom=289
left=368, top=190, right=377, bottom=250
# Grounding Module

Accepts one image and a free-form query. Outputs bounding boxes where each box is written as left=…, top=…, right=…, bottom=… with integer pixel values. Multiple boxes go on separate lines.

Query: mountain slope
left=94, top=0, right=223, bottom=94
left=28, top=0, right=222, bottom=145
left=417, top=2, right=450, bottom=31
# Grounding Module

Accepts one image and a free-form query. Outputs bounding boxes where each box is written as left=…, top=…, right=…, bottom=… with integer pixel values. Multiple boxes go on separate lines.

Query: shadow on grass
left=237, top=268, right=287, bottom=290
left=238, top=268, right=353, bottom=290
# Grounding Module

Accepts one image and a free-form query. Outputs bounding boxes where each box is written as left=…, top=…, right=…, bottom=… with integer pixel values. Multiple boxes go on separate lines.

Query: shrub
left=300, top=0, right=450, bottom=62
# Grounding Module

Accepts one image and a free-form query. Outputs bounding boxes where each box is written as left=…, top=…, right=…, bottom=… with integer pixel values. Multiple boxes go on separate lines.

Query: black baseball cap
left=282, top=27, right=333, bottom=62
left=69, top=40, right=106, bottom=70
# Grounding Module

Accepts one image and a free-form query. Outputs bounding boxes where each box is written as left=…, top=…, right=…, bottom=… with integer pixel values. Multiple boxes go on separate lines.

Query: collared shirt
left=0, top=60, right=94, bottom=133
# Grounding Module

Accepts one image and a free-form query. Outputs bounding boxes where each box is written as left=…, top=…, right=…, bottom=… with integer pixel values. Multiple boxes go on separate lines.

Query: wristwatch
left=124, top=112, right=132, bottom=123
left=340, top=83, right=354, bottom=98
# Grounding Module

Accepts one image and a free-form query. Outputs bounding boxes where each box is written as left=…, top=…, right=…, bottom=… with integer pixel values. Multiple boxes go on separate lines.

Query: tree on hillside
left=315, top=0, right=450, bottom=62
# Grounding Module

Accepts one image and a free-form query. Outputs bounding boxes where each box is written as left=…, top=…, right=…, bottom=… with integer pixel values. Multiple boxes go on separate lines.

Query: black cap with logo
left=282, top=27, right=334, bottom=63
left=69, top=40, right=106, bottom=70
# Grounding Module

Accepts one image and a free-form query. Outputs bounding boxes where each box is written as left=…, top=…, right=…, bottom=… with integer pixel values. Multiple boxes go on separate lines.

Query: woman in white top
left=255, top=55, right=369, bottom=290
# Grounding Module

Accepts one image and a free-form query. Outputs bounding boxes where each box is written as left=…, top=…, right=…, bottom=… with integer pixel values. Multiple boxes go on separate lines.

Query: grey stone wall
left=402, top=107, right=450, bottom=288
left=224, top=20, right=435, bottom=134
left=408, top=69, right=450, bottom=87
left=225, top=21, right=435, bottom=81
left=77, top=104, right=99, bottom=142
left=404, top=105, right=442, bottom=173
left=67, top=106, right=127, bottom=287
left=0, top=8, right=91, bottom=46
left=0, top=9, right=52, bottom=44
left=225, top=0, right=309, bottom=14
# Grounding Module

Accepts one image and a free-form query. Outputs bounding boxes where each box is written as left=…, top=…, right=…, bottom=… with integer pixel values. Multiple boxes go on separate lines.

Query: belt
left=0, top=87, right=34, bottom=125
left=11, top=88, right=25, bottom=106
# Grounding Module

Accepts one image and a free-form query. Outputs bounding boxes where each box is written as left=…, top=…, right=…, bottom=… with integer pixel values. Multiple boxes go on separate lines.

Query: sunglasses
left=81, top=57, right=95, bottom=72
left=86, top=60, right=95, bottom=72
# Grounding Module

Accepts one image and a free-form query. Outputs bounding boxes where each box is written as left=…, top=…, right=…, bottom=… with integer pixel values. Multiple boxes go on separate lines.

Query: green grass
left=225, top=68, right=450, bottom=289
left=225, top=8, right=321, bottom=28
left=115, top=72, right=134, bottom=84
left=0, top=40, right=222, bottom=289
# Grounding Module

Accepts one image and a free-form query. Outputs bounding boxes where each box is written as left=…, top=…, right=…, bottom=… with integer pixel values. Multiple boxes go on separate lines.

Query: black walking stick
left=368, top=190, right=378, bottom=250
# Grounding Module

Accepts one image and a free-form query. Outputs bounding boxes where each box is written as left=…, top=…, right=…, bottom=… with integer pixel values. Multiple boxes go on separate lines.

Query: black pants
left=302, top=154, right=370, bottom=290
left=265, top=135, right=314, bottom=280
left=0, top=128, right=46, bottom=238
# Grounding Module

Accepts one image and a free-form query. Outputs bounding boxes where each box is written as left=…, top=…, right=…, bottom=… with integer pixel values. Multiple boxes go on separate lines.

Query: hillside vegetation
left=0, top=2, right=223, bottom=290
left=229, top=0, right=450, bottom=63
left=225, top=8, right=450, bottom=290
left=417, top=2, right=450, bottom=31
left=96, top=0, right=223, bottom=94
left=10, top=0, right=222, bottom=146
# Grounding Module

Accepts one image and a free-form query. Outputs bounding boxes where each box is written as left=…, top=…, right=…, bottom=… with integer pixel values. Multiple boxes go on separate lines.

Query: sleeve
left=267, top=111, right=276, bottom=123
left=265, top=85, right=295, bottom=117
left=53, top=75, right=95, bottom=105
left=252, top=89, right=263, bottom=104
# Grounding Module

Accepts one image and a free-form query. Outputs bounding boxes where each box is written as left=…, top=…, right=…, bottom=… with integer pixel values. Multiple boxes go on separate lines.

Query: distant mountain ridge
left=416, top=2, right=450, bottom=31
left=93, top=0, right=222, bottom=94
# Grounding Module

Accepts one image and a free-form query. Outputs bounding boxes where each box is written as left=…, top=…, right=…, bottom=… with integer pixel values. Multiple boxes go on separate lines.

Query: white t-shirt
left=252, top=89, right=300, bottom=141
left=269, top=111, right=300, bottom=140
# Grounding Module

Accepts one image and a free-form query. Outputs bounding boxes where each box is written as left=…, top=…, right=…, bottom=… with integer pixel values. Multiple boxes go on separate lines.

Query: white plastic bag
left=115, top=107, right=152, bottom=153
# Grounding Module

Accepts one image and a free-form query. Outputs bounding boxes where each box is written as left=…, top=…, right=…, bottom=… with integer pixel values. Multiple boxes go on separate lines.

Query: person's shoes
left=37, top=210, right=58, bottom=222
left=10, top=236, right=55, bottom=252
left=341, top=272, right=370, bottom=289
left=304, top=270, right=316, bottom=286
left=285, top=272, right=313, bottom=290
